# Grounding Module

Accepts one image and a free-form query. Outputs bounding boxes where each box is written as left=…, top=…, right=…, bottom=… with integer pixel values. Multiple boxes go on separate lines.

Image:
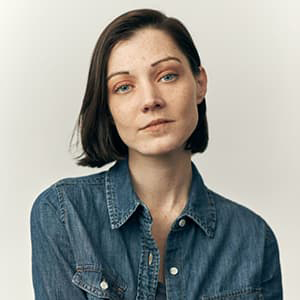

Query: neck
left=128, top=151, right=193, bottom=218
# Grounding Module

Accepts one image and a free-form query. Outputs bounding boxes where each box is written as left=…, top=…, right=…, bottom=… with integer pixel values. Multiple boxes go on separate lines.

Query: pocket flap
left=72, top=265, right=127, bottom=299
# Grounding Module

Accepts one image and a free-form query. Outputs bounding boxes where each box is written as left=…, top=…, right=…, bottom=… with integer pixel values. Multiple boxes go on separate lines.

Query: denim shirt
left=30, top=158, right=283, bottom=299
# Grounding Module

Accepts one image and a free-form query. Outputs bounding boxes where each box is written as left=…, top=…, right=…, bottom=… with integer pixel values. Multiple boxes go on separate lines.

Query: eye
left=114, top=84, right=133, bottom=94
left=159, top=73, right=178, bottom=83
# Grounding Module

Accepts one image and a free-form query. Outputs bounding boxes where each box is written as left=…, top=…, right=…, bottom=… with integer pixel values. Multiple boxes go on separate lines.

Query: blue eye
left=160, top=73, right=178, bottom=82
left=114, top=84, right=132, bottom=94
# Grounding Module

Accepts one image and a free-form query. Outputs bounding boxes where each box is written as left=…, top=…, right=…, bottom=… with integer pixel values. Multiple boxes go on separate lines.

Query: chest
left=70, top=210, right=266, bottom=299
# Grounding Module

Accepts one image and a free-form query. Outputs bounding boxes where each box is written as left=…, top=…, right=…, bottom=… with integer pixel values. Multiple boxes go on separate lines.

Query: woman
left=30, top=8, right=283, bottom=299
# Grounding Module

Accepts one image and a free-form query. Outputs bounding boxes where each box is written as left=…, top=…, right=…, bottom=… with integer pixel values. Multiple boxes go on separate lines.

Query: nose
left=140, top=81, right=166, bottom=113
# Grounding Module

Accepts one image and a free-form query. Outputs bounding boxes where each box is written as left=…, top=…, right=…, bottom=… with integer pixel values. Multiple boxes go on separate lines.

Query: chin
left=132, top=140, right=188, bottom=157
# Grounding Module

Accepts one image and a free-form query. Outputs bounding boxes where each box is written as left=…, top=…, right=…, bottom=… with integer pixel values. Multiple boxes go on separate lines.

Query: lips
left=141, top=118, right=173, bottom=130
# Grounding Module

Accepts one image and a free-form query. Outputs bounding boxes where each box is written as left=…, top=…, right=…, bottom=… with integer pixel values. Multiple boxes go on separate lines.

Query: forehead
left=107, top=28, right=188, bottom=72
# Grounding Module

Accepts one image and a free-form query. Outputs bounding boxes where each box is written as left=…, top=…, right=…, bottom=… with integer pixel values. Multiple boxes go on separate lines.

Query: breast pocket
left=72, top=264, right=127, bottom=300
left=201, top=287, right=263, bottom=300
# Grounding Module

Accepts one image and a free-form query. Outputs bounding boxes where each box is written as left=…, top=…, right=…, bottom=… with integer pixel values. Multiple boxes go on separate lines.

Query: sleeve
left=261, top=223, right=284, bottom=299
left=30, top=185, right=87, bottom=300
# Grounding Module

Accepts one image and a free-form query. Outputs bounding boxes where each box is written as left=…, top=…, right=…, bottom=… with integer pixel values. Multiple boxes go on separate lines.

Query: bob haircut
left=70, top=8, right=209, bottom=168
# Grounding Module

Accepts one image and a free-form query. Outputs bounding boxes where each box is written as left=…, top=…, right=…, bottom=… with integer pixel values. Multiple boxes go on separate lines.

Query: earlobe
left=197, top=96, right=204, bottom=105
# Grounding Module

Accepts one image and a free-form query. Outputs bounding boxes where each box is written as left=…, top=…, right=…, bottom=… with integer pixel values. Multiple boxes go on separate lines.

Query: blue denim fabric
left=30, top=158, right=283, bottom=299
left=156, top=282, right=166, bottom=300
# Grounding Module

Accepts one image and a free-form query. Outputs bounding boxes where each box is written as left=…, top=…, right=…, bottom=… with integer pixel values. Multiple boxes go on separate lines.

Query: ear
left=195, top=66, right=208, bottom=104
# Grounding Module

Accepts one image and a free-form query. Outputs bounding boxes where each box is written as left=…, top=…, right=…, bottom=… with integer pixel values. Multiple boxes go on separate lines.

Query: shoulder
left=207, top=188, right=277, bottom=241
left=30, top=169, right=108, bottom=224
left=208, top=188, right=262, bottom=219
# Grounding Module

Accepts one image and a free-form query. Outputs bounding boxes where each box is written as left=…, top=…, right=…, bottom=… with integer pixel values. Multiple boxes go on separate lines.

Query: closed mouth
left=142, top=119, right=174, bottom=130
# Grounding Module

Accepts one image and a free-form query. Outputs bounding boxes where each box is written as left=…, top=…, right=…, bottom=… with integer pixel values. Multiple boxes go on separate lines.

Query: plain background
left=1, top=0, right=299, bottom=298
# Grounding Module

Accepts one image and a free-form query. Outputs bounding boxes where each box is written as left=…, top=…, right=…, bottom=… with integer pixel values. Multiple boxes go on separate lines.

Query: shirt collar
left=105, top=158, right=216, bottom=238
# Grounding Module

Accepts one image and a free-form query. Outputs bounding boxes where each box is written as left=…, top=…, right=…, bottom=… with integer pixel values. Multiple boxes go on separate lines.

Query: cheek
left=109, top=103, right=135, bottom=135
left=109, top=94, right=141, bottom=126
left=109, top=101, right=126, bottom=126
left=173, top=84, right=199, bottom=131
left=168, top=74, right=197, bottom=99
left=170, top=83, right=198, bottom=114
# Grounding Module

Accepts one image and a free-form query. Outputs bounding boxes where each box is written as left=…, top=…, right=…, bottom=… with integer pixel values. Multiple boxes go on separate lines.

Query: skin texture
left=107, top=28, right=207, bottom=214
left=107, top=28, right=208, bottom=283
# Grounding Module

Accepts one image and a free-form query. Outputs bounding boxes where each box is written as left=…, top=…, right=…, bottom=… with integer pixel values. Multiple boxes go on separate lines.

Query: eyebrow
left=106, top=56, right=182, bottom=81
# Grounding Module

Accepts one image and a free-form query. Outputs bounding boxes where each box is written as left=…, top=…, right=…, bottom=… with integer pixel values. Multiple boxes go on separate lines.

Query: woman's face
left=107, top=28, right=207, bottom=158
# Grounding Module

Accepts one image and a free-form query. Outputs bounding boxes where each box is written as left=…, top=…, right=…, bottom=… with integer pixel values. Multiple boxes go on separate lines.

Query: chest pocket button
left=100, top=280, right=109, bottom=290
left=72, top=265, right=127, bottom=299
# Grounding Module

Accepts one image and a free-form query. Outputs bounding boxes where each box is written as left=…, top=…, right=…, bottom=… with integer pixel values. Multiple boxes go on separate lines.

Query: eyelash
left=113, top=73, right=179, bottom=94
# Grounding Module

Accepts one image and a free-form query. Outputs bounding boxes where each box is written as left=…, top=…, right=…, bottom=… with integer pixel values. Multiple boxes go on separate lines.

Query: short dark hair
left=69, top=8, right=209, bottom=168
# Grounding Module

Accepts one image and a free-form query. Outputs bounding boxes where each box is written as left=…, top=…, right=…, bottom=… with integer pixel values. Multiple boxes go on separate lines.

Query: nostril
left=142, top=97, right=164, bottom=113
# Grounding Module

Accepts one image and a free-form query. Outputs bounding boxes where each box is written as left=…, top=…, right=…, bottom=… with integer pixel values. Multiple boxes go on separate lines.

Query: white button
left=179, top=219, right=186, bottom=227
left=100, top=280, right=108, bottom=290
left=148, top=252, right=153, bottom=265
left=169, top=267, right=178, bottom=275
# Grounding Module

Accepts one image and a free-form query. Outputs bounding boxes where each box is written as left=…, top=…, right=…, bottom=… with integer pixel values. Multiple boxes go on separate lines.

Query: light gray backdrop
left=1, top=0, right=299, bottom=298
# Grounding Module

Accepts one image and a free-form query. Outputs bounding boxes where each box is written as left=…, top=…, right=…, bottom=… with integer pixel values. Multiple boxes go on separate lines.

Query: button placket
left=148, top=252, right=153, bottom=265
left=169, top=267, right=178, bottom=275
